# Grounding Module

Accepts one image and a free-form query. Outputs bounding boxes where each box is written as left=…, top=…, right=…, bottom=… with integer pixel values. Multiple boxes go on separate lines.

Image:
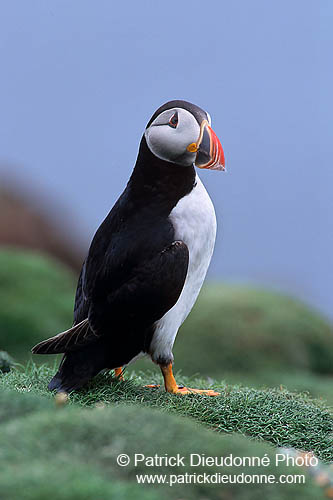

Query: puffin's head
left=144, top=100, right=225, bottom=171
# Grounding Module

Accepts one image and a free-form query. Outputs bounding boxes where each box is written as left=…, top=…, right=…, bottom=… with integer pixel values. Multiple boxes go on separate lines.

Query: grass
left=1, top=363, right=332, bottom=463
left=0, top=386, right=329, bottom=500
left=217, top=369, right=333, bottom=407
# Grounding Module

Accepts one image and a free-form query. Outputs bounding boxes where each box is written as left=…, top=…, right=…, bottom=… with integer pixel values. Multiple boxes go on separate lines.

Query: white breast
left=149, top=174, right=217, bottom=364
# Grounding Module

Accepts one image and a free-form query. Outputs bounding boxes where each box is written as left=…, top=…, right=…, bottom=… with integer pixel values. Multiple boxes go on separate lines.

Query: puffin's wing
left=32, top=241, right=189, bottom=354
left=89, top=240, right=189, bottom=334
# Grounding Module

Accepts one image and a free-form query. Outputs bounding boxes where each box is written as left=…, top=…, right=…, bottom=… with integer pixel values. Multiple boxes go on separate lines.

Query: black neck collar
left=127, top=137, right=196, bottom=214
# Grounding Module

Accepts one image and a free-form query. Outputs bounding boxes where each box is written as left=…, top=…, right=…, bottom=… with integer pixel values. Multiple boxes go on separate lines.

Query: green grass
left=1, top=363, right=332, bottom=464
left=0, top=386, right=328, bottom=500
left=217, top=369, right=333, bottom=407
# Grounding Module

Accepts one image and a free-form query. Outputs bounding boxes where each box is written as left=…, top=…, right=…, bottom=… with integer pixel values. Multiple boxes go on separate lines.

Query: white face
left=144, top=107, right=201, bottom=166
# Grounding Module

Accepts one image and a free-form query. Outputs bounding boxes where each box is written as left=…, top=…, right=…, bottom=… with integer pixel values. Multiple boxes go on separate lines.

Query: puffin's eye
left=168, top=112, right=178, bottom=128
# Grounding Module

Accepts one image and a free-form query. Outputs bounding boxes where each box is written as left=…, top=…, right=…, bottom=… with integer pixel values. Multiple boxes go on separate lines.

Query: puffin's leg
left=160, top=363, right=220, bottom=396
left=114, top=367, right=124, bottom=381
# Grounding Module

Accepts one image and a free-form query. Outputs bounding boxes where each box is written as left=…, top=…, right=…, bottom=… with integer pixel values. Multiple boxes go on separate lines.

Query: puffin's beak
left=187, top=120, right=225, bottom=171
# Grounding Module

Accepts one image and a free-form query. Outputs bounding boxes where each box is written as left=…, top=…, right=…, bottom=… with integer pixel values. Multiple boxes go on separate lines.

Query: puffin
left=32, top=99, right=225, bottom=395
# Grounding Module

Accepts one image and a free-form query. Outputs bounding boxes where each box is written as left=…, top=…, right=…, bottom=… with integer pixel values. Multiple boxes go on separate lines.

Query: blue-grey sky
left=0, top=1, right=332, bottom=319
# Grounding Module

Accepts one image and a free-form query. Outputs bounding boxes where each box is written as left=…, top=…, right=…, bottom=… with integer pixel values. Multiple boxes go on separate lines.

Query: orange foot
left=144, top=383, right=219, bottom=396
left=172, top=386, right=220, bottom=396
left=114, top=367, right=124, bottom=381
left=144, top=364, right=220, bottom=397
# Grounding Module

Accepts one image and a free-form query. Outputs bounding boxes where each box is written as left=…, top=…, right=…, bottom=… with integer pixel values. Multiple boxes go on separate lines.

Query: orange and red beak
left=187, top=120, right=225, bottom=171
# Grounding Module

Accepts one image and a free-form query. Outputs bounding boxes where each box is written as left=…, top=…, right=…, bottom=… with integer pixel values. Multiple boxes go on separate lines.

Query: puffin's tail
left=31, top=319, right=99, bottom=355
left=47, top=340, right=110, bottom=393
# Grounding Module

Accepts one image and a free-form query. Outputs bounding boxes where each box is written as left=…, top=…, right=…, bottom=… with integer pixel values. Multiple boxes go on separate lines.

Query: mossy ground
left=2, top=364, right=332, bottom=463
left=0, top=375, right=331, bottom=500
